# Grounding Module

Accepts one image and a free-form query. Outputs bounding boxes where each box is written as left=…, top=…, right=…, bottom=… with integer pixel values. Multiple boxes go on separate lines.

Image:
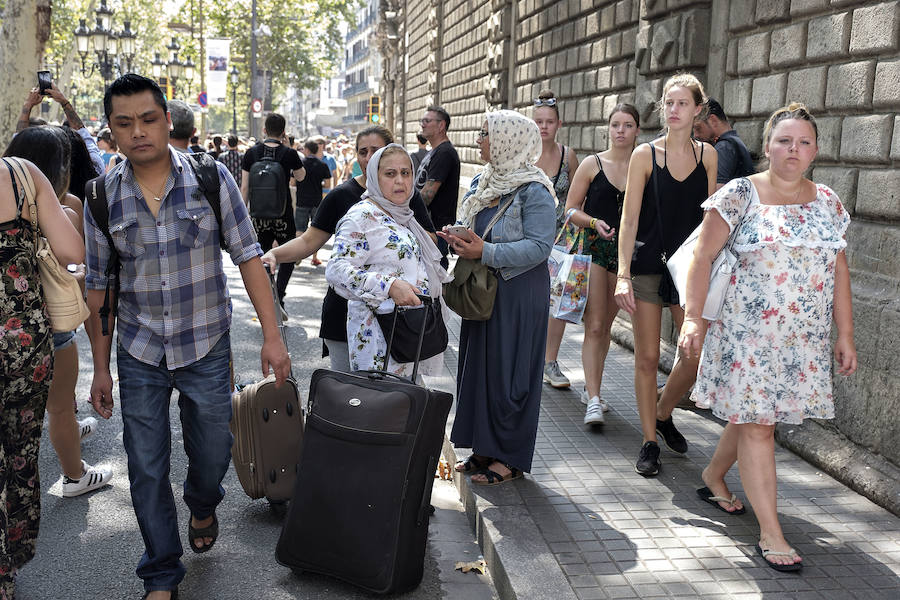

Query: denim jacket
left=467, top=179, right=556, bottom=281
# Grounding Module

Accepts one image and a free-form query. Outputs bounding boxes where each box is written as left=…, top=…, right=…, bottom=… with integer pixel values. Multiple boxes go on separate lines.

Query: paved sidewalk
left=434, top=314, right=900, bottom=600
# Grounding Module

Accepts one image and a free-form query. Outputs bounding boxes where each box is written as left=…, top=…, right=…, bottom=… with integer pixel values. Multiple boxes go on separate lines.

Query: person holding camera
left=17, top=81, right=105, bottom=176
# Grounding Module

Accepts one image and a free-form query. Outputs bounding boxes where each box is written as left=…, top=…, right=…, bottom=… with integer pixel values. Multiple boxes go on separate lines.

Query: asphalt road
left=16, top=251, right=495, bottom=600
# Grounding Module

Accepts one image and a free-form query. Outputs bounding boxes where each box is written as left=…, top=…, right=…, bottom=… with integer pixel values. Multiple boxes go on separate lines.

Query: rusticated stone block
left=576, top=98, right=591, bottom=122
left=596, top=65, right=613, bottom=91
left=636, top=78, right=662, bottom=130
left=586, top=11, right=600, bottom=37
left=571, top=72, right=585, bottom=96
left=595, top=126, right=609, bottom=151
left=679, top=7, right=711, bottom=67
left=892, top=116, right=900, bottom=160
left=590, top=96, right=605, bottom=121
left=592, top=39, right=606, bottom=64
left=826, top=60, right=875, bottom=110
left=612, top=61, right=630, bottom=89
left=607, top=31, right=623, bottom=61
left=855, top=169, right=900, bottom=219
left=641, top=0, right=669, bottom=19
left=807, top=12, right=851, bottom=60
left=812, top=166, right=858, bottom=212
left=581, top=126, right=594, bottom=150
left=603, top=94, right=620, bottom=118
left=750, top=73, right=787, bottom=115
left=790, top=0, right=828, bottom=16
left=737, top=31, right=771, bottom=74
left=840, top=115, right=893, bottom=163
left=874, top=60, right=900, bottom=108
left=815, top=116, right=842, bottom=162
left=770, top=22, right=807, bottom=68
left=616, top=0, right=634, bottom=26
left=649, top=14, right=680, bottom=72
left=733, top=120, right=764, bottom=156
left=600, top=3, right=616, bottom=34
left=621, top=27, right=636, bottom=57
left=729, top=0, right=758, bottom=32
left=724, top=78, right=752, bottom=117
left=786, top=65, right=827, bottom=112
left=635, top=20, right=650, bottom=73
left=850, top=2, right=900, bottom=55
left=726, top=39, right=738, bottom=76
left=756, top=0, right=790, bottom=24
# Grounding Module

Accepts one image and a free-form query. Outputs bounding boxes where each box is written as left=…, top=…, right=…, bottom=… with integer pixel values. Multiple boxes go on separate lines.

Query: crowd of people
left=0, top=68, right=858, bottom=599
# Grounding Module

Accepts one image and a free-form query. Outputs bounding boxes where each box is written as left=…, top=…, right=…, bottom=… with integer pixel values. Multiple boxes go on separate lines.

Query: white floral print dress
left=325, top=199, right=442, bottom=377
left=691, top=178, right=850, bottom=425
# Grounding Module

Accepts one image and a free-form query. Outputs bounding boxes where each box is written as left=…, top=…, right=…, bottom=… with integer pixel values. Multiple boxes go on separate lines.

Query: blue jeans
left=117, top=332, right=233, bottom=592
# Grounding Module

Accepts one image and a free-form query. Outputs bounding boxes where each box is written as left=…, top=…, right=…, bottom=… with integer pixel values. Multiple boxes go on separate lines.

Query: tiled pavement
left=431, top=313, right=900, bottom=600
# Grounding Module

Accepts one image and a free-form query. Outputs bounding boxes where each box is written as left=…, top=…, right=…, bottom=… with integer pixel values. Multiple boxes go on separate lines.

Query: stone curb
left=441, top=435, right=578, bottom=600
left=610, top=316, right=900, bottom=518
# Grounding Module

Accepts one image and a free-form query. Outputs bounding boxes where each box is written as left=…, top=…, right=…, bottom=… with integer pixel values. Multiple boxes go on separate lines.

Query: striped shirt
left=85, top=147, right=262, bottom=369
left=217, top=149, right=243, bottom=187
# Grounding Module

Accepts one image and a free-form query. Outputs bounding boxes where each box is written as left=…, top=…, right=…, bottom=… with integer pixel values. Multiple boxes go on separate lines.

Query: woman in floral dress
left=0, top=156, right=84, bottom=600
left=679, top=104, right=857, bottom=572
left=326, top=144, right=449, bottom=378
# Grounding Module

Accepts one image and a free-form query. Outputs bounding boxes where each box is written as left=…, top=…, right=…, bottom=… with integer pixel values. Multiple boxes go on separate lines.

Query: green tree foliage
left=205, top=0, right=358, bottom=95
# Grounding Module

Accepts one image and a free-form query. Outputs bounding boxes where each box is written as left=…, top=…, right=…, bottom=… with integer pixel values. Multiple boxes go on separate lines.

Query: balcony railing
left=341, top=81, right=370, bottom=99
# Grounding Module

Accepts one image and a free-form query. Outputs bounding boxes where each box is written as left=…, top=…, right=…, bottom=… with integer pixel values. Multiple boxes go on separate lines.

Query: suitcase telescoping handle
left=382, top=294, right=433, bottom=383
left=268, top=272, right=294, bottom=379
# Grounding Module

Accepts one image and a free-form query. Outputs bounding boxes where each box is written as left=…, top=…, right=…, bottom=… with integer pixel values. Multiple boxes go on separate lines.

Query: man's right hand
left=90, top=371, right=115, bottom=419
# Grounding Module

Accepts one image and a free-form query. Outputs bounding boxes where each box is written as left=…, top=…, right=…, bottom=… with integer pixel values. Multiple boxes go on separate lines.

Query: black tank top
left=582, top=155, right=624, bottom=229
left=633, top=141, right=707, bottom=275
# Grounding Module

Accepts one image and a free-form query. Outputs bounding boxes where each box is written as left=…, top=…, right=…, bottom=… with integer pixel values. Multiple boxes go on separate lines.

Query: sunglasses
left=476, top=129, right=489, bottom=141
left=533, top=98, right=557, bottom=107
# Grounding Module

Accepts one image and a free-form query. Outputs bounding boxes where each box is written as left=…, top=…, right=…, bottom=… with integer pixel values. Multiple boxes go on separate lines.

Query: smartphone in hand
left=37, top=71, right=52, bottom=95
left=444, top=225, right=473, bottom=241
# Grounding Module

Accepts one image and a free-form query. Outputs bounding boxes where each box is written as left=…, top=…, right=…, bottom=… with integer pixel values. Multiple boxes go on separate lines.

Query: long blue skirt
left=450, top=261, right=549, bottom=473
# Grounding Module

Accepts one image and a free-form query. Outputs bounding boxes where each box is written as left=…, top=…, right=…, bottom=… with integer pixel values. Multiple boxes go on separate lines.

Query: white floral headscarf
left=457, top=110, right=557, bottom=228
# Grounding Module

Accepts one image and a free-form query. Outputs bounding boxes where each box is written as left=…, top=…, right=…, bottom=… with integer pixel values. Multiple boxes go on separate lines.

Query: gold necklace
left=768, top=173, right=803, bottom=204
left=136, top=175, right=168, bottom=203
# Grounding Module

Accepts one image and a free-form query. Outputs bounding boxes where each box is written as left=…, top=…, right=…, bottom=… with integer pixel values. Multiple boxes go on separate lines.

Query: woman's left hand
left=441, top=230, right=484, bottom=259
left=834, top=333, right=858, bottom=376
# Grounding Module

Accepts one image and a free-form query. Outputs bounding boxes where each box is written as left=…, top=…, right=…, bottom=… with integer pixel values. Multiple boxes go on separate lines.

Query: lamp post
left=72, top=0, right=136, bottom=91
left=166, top=37, right=183, bottom=98
left=230, top=65, right=239, bottom=135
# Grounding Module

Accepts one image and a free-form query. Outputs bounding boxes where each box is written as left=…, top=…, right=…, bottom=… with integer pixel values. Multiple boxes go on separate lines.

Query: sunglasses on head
left=534, top=98, right=557, bottom=107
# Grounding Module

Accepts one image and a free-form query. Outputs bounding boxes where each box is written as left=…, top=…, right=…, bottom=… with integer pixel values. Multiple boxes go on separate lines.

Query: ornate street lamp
left=151, top=52, right=165, bottom=79
left=183, top=56, right=196, bottom=96
left=72, top=1, right=137, bottom=90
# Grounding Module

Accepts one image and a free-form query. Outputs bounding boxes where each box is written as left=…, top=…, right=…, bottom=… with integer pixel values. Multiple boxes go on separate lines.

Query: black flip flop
left=697, top=486, right=746, bottom=515
left=756, top=544, right=803, bottom=572
left=188, top=512, right=219, bottom=554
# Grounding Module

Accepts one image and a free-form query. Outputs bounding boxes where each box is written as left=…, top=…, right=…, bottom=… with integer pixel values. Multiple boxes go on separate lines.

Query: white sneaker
left=580, top=388, right=609, bottom=412
left=78, top=417, right=98, bottom=441
left=584, top=400, right=605, bottom=425
left=62, top=461, right=113, bottom=497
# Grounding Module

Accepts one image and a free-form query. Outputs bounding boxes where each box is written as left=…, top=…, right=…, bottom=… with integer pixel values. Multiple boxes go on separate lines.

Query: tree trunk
left=0, top=0, right=52, bottom=149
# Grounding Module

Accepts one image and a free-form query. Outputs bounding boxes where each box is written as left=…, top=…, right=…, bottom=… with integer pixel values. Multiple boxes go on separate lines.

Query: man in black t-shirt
left=240, top=113, right=306, bottom=306
left=692, top=98, right=755, bottom=190
left=415, top=105, right=460, bottom=268
left=296, top=139, right=334, bottom=265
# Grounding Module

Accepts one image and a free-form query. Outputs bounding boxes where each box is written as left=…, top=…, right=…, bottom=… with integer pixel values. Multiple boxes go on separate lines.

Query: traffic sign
left=251, top=98, right=263, bottom=114
left=197, top=92, right=208, bottom=108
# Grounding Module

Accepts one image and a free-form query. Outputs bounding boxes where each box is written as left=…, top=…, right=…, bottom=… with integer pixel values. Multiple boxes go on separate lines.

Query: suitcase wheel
left=286, top=401, right=294, bottom=417
left=262, top=407, right=269, bottom=422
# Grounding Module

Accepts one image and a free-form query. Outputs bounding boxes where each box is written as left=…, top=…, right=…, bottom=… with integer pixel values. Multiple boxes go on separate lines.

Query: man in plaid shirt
left=217, top=134, right=243, bottom=186
left=83, top=74, right=289, bottom=600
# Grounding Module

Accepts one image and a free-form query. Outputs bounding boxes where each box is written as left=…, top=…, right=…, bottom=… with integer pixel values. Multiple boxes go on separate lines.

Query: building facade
left=343, top=0, right=383, bottom=130
left=380, top=0, right=900, bottom=466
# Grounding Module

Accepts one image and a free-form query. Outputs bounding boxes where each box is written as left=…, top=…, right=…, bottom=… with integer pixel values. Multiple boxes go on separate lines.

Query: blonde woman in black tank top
left=560, top=105, right=640, bottom=426
left=615, top=74, right=718, bottom=477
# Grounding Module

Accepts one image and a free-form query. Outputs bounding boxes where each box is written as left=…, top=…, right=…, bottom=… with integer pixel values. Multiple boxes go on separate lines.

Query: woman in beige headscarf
left=440, top=110, right=556, bottom=485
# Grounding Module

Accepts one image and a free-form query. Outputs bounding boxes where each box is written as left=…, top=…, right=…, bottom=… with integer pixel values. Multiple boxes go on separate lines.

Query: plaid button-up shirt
left=85, top=147, right=262, bottom=369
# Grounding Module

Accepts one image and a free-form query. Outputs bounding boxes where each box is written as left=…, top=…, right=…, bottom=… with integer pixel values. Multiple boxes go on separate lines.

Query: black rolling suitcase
left=275, top=297, right=452, bottom=594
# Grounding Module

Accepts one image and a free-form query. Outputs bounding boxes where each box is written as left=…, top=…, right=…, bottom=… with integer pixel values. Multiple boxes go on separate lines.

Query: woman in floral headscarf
left=440, top=110, right=557, bottom=485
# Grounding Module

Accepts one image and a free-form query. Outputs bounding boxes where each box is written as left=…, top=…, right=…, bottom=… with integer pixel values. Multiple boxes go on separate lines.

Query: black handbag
left=375, top=296, right=448, bottom=364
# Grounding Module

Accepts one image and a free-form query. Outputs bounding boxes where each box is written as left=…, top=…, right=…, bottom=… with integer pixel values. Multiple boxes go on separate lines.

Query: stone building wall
left=387, top=0, right=900, bottom=464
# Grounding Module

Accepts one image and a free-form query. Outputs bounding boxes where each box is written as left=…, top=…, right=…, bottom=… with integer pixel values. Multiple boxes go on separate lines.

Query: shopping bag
left=548, top=216, right=590, bottom=324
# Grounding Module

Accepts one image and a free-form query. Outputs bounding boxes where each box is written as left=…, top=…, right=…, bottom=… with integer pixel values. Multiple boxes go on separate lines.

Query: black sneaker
left=635, top=441, right=661, bottom=476
left=656, top=416, right=688, bottom=454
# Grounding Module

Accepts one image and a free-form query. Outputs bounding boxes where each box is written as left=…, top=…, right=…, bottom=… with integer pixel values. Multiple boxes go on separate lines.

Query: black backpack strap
left=185, top=152, right=228, bottom=251
left=86, top=174, right=119, bottom=336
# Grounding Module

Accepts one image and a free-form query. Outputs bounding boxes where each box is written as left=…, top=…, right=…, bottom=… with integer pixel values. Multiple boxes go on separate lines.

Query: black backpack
left=247, top=140, right=288, bottom=219
left=85, top=152, right=226, bottom=336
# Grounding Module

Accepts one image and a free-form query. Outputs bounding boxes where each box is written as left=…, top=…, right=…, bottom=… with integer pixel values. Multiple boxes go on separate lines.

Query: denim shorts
left=52, top=330, right=77, bottom=351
